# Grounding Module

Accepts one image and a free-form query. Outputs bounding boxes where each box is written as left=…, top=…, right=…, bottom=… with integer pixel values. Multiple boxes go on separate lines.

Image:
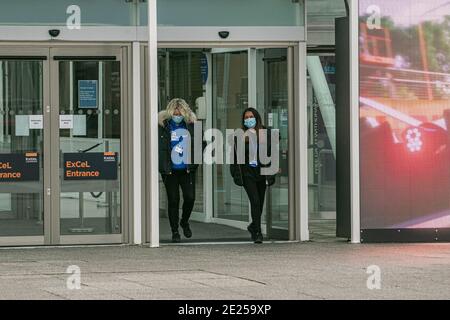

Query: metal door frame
left=49, top=46, right=130, bottom=245
left=0, top=43, right=132, bottom=246
left=142, top=42, right=307, bottom=246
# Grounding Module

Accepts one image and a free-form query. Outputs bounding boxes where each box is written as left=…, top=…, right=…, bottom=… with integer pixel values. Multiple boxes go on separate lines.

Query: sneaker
left=180, top=221, right=192, bottom=238
left=172, top=232, right=181, bottom=243
left=247, top=224, right=257, bottom=241
left=254, top=232, right=263, bottom=244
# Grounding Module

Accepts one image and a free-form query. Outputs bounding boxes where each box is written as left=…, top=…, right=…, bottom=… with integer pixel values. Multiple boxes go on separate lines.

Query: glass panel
left=256, top=48, right=289, bottom=232
left=157, top=0, right=304, bottom=26
left=157, top=49, right=205, bottom=225
left=0, top=59, right=44, bottom=237
left=0, top=1, right=137, bottom=26
left=212, top=50, right=249, bottom=222
left=307, top=54, right=337, bottom=239
left=59, top=60, right=121, bottom=235
left=306, top=0, right=347, bottom=27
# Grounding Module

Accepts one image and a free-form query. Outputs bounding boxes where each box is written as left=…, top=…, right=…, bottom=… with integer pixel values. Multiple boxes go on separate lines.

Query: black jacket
left=158, top=118, right=199, bottom=175
left=230, top=128, right=276, bottom=186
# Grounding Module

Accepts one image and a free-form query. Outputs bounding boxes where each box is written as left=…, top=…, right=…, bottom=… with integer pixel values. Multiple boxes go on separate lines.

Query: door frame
left=142, top=41, right=308, bottom=246
left=0, top=43, right=133, bottom=246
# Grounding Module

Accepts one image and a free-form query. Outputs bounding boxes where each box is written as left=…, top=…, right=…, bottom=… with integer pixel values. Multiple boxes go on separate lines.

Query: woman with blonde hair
left=158, top=98, right=199, bottom=243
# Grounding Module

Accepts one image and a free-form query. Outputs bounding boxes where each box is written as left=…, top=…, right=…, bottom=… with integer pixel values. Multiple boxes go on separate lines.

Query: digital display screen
left=359, top=0, right=450, bottom=229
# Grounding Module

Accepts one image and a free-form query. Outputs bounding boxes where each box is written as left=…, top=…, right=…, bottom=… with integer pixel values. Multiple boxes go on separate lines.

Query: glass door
left=212, top=49, right=250, bottom=226
left=50, top=47, right=124, bottom=245
left=211, top=47, right=292, bottom=240
left=0, top=48, right=50, bottom=246
left=258, top=48, right=290, bottom=240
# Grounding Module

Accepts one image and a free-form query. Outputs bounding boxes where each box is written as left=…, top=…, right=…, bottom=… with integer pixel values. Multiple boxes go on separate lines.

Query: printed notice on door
left=63, top=152, right=118, bottom=180
left=0, top=153, right=40, bottom=182
left=78, top=80, right=98, bottom=109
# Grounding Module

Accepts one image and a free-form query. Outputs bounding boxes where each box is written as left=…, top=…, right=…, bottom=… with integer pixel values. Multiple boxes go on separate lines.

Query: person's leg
left=255, top=179, right=267, bottom=242
left=256, top=179, right=267, bottom=219
left=179, top=171, right=196, bottom=237
left=243, top=177, right=262, bottom=234
left=162, top=174, right=181, bottom=234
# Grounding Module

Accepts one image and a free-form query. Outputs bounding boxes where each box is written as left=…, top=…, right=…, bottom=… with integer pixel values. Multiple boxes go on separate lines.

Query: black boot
left=254, top=232, right=263, bottom=244
left=172, top=231, right=181, bottom=243
left=180, top=221, right=192, bottom=238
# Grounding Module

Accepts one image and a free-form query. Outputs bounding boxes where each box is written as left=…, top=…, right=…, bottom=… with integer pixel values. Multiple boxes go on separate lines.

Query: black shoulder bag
left=232, top=141, right=244, bottom=187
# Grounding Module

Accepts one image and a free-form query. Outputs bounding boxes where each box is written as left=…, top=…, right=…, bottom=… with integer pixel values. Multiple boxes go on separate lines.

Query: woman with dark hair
left=230, top=107, right=275, bottom=244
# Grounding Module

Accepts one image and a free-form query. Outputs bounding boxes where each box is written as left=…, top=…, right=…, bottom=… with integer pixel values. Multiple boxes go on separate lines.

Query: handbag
left=232, top=142, right=244, bottom=187
left=266, top=175, right=276, bottom=187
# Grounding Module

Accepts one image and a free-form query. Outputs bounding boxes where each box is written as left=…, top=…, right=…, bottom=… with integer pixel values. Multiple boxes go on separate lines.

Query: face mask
left=244, top=117, right=257, bottom=129
left=172, top=115, right=184, bottom=124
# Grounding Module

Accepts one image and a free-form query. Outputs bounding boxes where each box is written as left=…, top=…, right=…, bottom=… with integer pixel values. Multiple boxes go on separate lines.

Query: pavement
left=0, top=241, right=449, bottom=300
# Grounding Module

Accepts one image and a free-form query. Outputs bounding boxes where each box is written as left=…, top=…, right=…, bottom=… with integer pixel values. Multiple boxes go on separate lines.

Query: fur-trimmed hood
left=158, top=109, right=197, bottom=127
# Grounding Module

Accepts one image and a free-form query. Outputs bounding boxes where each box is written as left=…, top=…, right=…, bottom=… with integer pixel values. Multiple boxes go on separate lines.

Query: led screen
left=359, top=0, right=450, bottom=230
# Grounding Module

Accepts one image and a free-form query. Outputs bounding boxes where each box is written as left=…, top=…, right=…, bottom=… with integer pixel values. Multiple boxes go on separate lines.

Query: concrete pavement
left=0, top=241, right=449, bottom=300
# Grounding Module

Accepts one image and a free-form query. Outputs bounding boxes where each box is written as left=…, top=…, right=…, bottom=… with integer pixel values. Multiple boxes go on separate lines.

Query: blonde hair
left=162, top=98, right=197, bottom=124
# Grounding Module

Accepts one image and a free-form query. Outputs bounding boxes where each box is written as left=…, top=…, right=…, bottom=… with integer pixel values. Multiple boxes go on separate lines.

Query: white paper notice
left=268, top=113, right=274, bottom=127
left=73, top=115, right=87, bottom=136
left=29, top=115, right=43, bottom=129
left=15, top=115, right=30, bottom=136
left=59, top=115, right=73, bottom=129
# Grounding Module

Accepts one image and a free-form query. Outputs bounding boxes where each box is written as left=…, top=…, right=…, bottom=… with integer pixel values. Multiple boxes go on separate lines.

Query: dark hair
left=241, top=107, right=264, bottom=132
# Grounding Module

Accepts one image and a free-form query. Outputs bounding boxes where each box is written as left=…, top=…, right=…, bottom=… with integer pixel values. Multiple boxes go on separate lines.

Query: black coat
left=230, top=128, right=276, bottom=186
left=158, top=119, right=199, bottom=175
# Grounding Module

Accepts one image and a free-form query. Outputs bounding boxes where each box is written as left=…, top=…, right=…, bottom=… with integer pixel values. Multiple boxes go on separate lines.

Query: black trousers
left=243, top=177, right=267, bottom=233
left=162, top=170, right=196, bottom=233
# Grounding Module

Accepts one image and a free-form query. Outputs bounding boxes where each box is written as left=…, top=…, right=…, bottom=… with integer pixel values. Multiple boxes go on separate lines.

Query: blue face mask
left=172, top=115, right=184, bottom=124
left=244, top=117, right=257, bottom=129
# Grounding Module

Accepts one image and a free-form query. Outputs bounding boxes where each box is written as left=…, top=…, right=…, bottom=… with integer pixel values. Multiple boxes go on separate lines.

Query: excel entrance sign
left=0, top=153, right=40, bottom=182
left=63, top=152, right=118, bottom=180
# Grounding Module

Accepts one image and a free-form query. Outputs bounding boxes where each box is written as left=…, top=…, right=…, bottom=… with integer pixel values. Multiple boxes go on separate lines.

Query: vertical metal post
left=349, top=0, right=361, bottom=243
left=148, top=0, right=160, bottom=247
left=204, top=52, right=213, bottom=223
left=132, top=41, right=142, bottom=244
left=98, top=61, right=104, bottom=140
left=295, top=43, right=309, bottom=241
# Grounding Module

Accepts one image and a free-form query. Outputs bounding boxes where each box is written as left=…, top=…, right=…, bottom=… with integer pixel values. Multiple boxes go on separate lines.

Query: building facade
left=0, top=0, right=448, bottom=247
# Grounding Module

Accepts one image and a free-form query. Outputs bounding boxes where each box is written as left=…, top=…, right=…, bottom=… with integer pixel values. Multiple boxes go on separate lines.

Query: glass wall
left=307, top=54, right=336, bottom=220
left=306, top=0, right=346, bottom=27
left=0, top=0, right=304, bottom=27
left=0, top=0, right=138, bottom=26
left=156, top=0, right=304, bottom=26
